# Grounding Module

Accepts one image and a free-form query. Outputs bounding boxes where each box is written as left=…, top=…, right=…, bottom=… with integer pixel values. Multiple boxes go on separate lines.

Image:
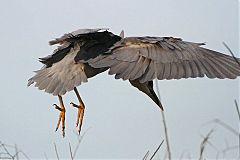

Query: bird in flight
left=28, top=28, right=240, bottom=137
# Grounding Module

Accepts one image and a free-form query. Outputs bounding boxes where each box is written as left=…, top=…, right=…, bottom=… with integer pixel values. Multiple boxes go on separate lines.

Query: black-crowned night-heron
left=28, top=28, right=240, bottom=137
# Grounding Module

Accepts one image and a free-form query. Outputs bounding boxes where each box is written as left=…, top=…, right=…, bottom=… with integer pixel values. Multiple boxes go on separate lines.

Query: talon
left=70, top=102, right=80, bottom=108
left=70, top=102, right=85, bottom=134
left=53, top=104, right=63, bottom=111
left=72, top=103, right=84, bottom=134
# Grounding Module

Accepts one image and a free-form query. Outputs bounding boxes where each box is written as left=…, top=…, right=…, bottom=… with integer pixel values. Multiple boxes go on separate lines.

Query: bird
left=28, top=28, right=121, bottom=137
left=28, top=28, right=240, bottom=137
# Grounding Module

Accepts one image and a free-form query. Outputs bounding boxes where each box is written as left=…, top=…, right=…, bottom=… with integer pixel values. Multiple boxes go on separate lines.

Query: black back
left=74, top=31, right=121, bottom=62
left=39, top=30, right=121, bottom=68
left=39, top=43, right=73, bottom=67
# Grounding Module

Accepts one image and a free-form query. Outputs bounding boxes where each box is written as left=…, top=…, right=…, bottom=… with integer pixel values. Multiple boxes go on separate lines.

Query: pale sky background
left=0, top=0, right=239, bottom=159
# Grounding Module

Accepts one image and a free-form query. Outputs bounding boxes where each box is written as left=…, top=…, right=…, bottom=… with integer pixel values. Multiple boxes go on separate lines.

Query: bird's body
left=28, top=29, right=121, bottom=95
left=28, top=28, right=240, bottom=136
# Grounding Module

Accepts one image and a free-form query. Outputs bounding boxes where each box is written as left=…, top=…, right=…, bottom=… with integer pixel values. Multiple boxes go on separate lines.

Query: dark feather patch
left=74, top=31, right=121, bottom=62
left=39, top=43, right=73, bottom=67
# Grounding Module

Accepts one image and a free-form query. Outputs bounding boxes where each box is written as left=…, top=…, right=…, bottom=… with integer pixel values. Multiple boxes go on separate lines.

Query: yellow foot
left=53, top=104, right=66, bottom=137
left=70, top=102, right=85, bottom=134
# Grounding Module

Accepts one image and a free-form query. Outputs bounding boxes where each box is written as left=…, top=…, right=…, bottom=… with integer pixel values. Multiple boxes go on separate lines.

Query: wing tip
left=49, top=39, right=59, bottom=45
left=27, top=78, right=34, bottom=87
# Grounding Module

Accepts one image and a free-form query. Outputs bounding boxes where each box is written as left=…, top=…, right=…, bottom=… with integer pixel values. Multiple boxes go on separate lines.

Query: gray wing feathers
left=169, top=62, right=178, bottom=79
left=28, top=51, right=88, bottom=96
left=140, top=61, right=156, bottom=82
left=109, top=61, right=127, bottom=77
left=119, top=62, right=137, bottom=80
left=175, top=62, right=185, bottom=79
left=90, top=37, right=240, bottom=82
left=162, top=63, right=171, bottom=79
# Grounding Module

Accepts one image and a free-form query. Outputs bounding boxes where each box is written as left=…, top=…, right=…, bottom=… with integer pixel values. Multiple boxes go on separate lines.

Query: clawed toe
left=53, top=96, right=66, bottom=137
left=70, top=102, right=85, bottom=134
left=70, top=102, right=79, bottom=108
left=53, top=104, right=63, bottom=111
left=51, top=88, right=85, bottom=137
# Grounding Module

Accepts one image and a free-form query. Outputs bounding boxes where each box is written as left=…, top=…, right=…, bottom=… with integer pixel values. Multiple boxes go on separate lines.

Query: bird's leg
left=70, top=87, right=85, bottom=134
left=53, top=95, right=66, bottom=137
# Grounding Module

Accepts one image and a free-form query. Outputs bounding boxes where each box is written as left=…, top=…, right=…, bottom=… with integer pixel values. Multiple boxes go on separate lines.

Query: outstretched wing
left=89, top=37, right=240, bottom=83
